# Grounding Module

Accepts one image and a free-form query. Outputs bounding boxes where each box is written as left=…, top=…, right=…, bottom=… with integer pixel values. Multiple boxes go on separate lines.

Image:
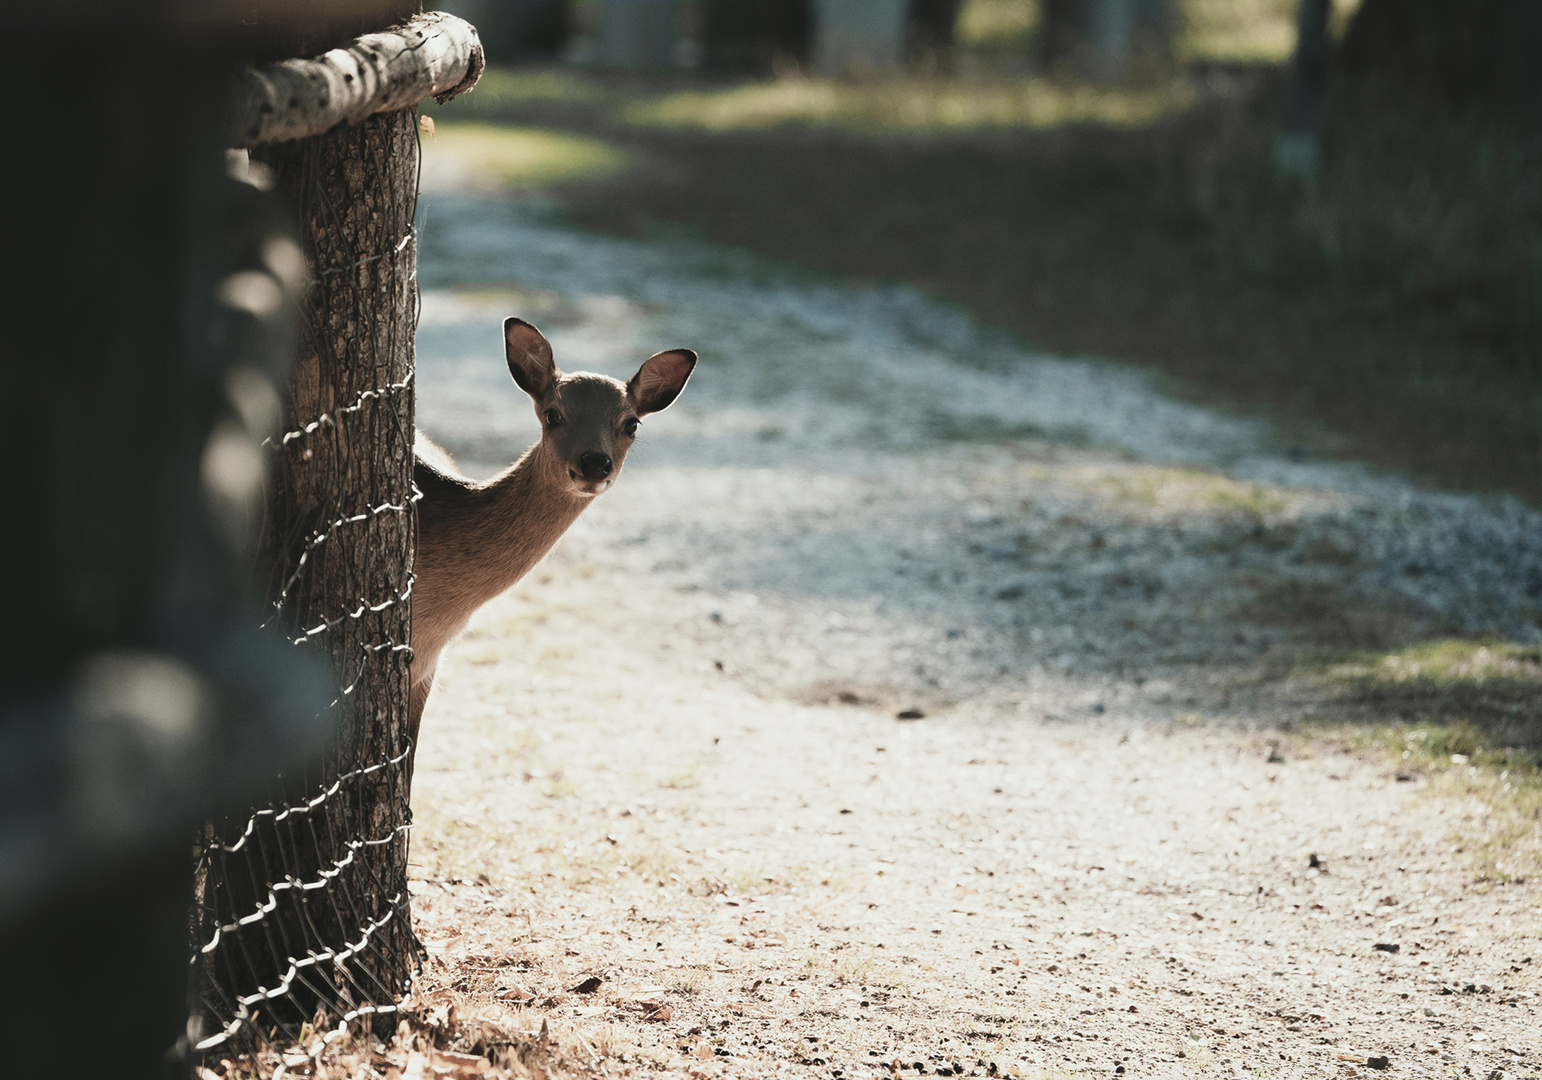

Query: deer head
left=502, top=317, right=696, bottom=498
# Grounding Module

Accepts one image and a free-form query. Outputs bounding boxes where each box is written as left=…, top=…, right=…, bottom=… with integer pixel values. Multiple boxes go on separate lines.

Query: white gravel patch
left=417, top=193, right=1542, bottom=662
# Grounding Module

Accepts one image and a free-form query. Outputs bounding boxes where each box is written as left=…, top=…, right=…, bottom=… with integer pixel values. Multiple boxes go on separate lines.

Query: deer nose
left=578, top=451, right=612, bottom=481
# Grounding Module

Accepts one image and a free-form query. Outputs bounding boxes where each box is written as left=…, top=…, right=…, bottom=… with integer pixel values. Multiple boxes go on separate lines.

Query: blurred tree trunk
left=702, top=0, right=813, bottom=72
left=1040, top=0, right=1170, bottom=81
left=908, top=0, right=963, bottom=56
left=1340, top=0, right=1536, bottom=117
left=593, top=0, right=680, bottom=68
left=814, top=0, right=911, bottom=74
left=1273, top=0, right=1330, bottom=183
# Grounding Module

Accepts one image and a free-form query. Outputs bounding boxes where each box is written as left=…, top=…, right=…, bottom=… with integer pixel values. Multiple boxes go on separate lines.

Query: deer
left=408, top=316, right=696, bottom=743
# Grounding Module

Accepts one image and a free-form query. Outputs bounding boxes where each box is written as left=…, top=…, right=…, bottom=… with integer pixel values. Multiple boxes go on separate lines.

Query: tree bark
left=239, top=105, right=422, bottom=1036
left=196, top=10, right=480, bottom=1044
left=229, top=11, right=484, bottom=147
left=1273, top=0, right=1330, bottom=183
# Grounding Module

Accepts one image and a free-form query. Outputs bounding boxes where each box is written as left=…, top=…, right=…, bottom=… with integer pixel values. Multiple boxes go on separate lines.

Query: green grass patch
left=1176, top=0, right=1299, bottom=63
left=954, top=0, right=1353, bottom=66
left=422, top=122, right=630, bottom=187
left=431, top=62, right=1200, bottom=139
left=1094, top=464, right=1297, bottom=518
left=1327, top=638, right=1542, bottom=688
left=623, top=75, right=1196, bottom=135
left=955, top=0, right=1040, bottom=55
left=439, top=67, right=607, bottom=111
left=1289, top=638, right=1542, bottom=881
left=1303, top=637, right=1542, bottom=727
left=1303, top=717, right=1542, bottom=882
left=1180, top=0, right=1365, bottom=64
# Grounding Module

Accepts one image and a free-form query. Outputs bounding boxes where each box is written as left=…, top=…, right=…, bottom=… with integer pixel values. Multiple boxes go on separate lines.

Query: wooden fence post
left=192, top=12, right=483, bottom=1054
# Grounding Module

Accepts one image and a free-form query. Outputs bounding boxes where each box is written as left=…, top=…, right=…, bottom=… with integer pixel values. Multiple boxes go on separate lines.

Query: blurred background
left=424, top=0, right=1541, bottom=504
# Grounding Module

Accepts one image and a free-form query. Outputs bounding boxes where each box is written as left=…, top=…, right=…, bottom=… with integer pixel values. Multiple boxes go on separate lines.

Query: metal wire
left=190, top=107, right=425, bottom=1062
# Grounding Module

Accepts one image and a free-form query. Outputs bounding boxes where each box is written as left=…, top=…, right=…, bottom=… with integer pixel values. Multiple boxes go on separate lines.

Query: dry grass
left=1088, top=464, right=1297, bottom=519
left=1290, top=638, right=1542, bottom=882
left=622, top=76, right=1196, bottom=134
left=440, top=66, right=1200, bottom=136
left=423, top=122, right=629, bottom=187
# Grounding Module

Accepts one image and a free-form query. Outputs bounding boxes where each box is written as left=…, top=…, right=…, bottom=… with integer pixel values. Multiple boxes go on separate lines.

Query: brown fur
left=408, top=318, right=695, bottom=744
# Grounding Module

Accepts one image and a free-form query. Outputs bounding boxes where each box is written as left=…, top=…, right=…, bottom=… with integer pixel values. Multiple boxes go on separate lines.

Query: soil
left=359, top=180, right=1542, bottom=1080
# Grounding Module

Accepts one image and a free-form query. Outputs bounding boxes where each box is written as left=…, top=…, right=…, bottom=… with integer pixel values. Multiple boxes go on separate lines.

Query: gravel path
left=403, top=186, right=1542, bottom=1079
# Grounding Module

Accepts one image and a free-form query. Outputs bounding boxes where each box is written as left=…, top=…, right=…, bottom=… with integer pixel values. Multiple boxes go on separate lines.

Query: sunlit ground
left=422, top=123, right=630, bottom=188
left=409, top=169, right=1542, bottom=887
left=371, top=111, right=1542, bottom=1076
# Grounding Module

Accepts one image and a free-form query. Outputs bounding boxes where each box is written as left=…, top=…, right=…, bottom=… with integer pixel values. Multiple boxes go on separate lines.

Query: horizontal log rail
left=228, top=11, right=483, bottom=147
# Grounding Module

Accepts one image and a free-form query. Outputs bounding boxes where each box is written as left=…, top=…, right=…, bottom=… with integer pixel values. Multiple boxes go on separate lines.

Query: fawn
left=409, top=317, right=696, bottom=740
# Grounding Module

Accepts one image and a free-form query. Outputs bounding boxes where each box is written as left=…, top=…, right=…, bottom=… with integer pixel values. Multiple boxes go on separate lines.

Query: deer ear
left=627, top=349, right=696, bottom=416
left=504, top=317, right=556, bottom=399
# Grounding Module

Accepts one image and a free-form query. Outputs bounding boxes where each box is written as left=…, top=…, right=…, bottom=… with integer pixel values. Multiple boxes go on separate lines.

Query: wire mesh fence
left=189, top=106, right=425, bottom=1059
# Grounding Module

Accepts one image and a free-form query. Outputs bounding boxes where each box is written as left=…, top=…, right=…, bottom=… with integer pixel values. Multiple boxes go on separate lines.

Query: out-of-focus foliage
left=955, top=0, right=1365, bottom=64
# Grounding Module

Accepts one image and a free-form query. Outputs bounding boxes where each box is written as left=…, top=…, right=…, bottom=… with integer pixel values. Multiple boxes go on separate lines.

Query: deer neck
left=467, top=440, right=591, bottom=594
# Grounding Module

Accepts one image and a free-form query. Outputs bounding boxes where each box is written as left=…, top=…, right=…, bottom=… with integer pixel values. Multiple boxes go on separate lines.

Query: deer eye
left=622, top=418, right=639, bottom=438
left=544, top=408, right=564, bottom=427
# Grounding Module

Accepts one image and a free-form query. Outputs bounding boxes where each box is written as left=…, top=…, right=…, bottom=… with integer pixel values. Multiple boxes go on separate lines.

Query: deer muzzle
left=577, top=451, right=613, bottom=481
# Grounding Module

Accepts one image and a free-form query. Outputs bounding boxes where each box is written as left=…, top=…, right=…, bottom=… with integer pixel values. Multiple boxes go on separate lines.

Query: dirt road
left=398, top=182, right=1541, bottom=1079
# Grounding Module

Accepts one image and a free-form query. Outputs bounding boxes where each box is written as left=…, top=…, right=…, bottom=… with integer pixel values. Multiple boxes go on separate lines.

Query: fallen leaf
left=433, top=1049, right=490, bottom=1073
